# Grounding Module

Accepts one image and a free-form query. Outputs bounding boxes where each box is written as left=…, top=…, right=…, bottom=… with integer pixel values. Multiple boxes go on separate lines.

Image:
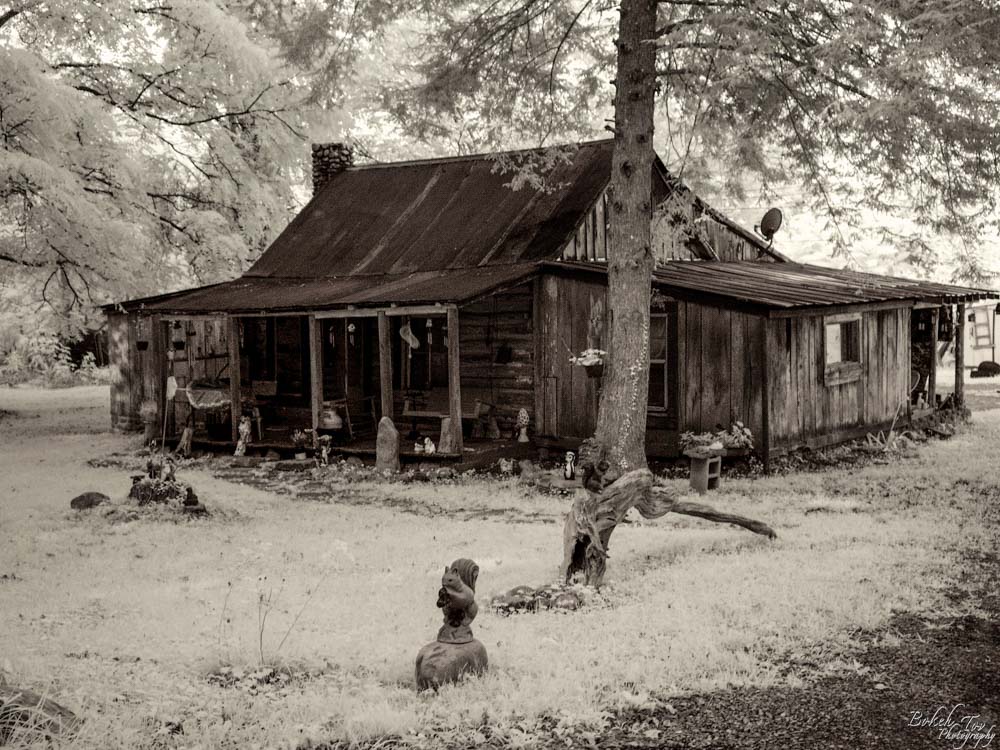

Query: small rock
left=345, top=456, right=364, bottom=468
left=552, top=592, right=580, bottom=611
left=70, top=492, right=109, bottom=510
left=431, top=467, right=456, bottom=481
left=404, top=471, right=431, bottom=483
left=414, top=639, right=488, bottom=691
left=264, top=450, right=281, bottom=460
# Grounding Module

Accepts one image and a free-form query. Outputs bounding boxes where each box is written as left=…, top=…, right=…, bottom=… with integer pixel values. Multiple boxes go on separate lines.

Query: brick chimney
left=311, top=142, right=354, bottom=194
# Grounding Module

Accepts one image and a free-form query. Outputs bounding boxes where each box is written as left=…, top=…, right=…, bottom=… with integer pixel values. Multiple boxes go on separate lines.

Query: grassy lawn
left=1, top=383, right=998, bottom=748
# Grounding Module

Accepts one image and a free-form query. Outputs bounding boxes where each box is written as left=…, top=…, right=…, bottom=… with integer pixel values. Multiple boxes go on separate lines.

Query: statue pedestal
left=415, top=638, right=488, bottom=691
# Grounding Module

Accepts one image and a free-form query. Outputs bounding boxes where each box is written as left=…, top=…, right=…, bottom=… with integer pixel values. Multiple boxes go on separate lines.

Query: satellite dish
left=757, top=207, right=783, bottom=242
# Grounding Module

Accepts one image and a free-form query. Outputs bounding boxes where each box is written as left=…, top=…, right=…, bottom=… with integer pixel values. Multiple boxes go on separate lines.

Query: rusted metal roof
left=137, top=264, right=539, bottom=314
left=245, top=140, right=616, bottom=279
left=546, top=260, right=998, bottom=314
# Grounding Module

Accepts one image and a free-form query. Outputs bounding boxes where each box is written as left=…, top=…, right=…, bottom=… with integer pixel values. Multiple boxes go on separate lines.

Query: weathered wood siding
left=535, top=274, right=606, bottom=440
left=766, top=308, right=910, bottom=451
left=675, top=301, right=767, bottom=442
left=458, top=283, right=535, bottom=433
left=108, top=311, right=141, bottom=431
left=560, top=189, right=774, bottom=265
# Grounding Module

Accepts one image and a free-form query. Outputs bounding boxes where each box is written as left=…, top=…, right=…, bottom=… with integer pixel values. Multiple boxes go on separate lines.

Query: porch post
left=447, top=305, right=463, bottom=453
left=308, top=315, right=323, bottom=431
left=227, top=316, right=242, bottom=443
left=928, top=307, right=939, bottom=408
left=955, top=303, right=965, bottom=406
left=377, top=311, right=393, bottom=420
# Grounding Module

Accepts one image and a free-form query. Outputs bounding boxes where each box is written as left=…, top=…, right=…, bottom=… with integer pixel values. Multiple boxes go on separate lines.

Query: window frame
left=823, top=312, right=863, bottom=387
left=648, top=312, right=670, bottom=412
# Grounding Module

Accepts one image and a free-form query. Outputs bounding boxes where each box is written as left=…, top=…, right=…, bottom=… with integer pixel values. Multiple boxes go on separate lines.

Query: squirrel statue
left=435, top=558, right=479, bottom=644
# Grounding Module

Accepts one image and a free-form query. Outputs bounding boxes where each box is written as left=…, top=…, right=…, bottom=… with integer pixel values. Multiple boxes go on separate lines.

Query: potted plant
left=569, top=348, right=606, bottom=378
left=290, top=429, right=311, bottom=460
left=680, top=423, right=754, bottom=458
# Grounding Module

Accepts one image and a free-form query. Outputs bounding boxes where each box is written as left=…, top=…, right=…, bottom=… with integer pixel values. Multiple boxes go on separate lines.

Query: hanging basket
left=583, top=363, right=604, bottom=378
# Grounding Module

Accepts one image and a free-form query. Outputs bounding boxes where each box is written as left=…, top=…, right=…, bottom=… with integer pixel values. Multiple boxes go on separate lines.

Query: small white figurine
left=423, top=437, right=436, bottom=454
left=234, top=415, right=252, bottom=457
left=414, top=440, right=425, bottom=453
left=498, top=457, right=514, bottom=474
left=316, top=434, right=332, bottom=467
left=563, top=451, right=576, bottom=481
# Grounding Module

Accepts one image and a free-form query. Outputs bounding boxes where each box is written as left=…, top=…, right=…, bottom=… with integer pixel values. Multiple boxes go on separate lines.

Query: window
left=648, top=313, right=669, bottom=410
left=824, top=314, right=862, bottom=385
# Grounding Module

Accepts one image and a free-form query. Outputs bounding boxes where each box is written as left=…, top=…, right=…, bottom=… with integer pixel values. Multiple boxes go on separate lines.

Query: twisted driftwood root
left=561, top=466, right=776, bottom=587
left=0, top=685, right=81, bottom=744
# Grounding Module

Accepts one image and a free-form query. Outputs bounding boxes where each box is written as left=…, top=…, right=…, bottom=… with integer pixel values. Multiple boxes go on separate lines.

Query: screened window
left=648, top=313, right=669, bottom=410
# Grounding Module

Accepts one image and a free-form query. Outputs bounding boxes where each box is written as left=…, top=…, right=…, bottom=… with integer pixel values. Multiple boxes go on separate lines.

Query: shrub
left=0, top=334, right=111, bottom=387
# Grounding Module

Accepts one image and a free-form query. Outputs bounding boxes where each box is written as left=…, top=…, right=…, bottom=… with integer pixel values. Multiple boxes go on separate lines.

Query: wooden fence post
left=228, top=316, right=241, bottom=443
left=955, top=303, right=965, bottom=406
left=377, top=311, right=393, bottom=420
left=447, top=305, right=463, bottom=454
left=309, top=315, right=323, bottom=431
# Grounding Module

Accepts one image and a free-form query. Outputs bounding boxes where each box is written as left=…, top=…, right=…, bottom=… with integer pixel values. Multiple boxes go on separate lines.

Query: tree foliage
left=396, top=0, right=1000, bottom=264
left=0, top=0, right=365, bottom=331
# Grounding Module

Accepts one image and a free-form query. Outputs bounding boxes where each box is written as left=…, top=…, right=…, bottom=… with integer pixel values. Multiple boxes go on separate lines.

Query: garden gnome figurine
left=415, top=558, right=488, bottom=691
left=516, top=408, right=530, bottom=443
left=423, top=436, right=436, bottom=455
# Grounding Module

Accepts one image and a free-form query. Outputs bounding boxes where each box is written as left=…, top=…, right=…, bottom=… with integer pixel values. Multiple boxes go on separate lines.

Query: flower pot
left=583, top=363, right=604, bottom=378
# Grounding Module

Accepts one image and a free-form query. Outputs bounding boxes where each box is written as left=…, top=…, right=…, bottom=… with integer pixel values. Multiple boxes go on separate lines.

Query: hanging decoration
left=426, top=318, right=434, bottom=345
left=400, top=321, right=420, bottom=349
left=348, top=322, right=356, bottom=346
left=328, top=326, right=336, bottom=349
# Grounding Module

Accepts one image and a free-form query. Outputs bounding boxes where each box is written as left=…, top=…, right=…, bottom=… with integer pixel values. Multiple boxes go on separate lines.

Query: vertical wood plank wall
left=559, top=189, right=778, bottom=264
left=109, top=312, right=231, bottom=431
left=107, top=312, right=138, bottom=430
left=458, top=283, right=535, bottom=433
left=535, top=274, right=608, bottom=440
left=676, top=302, right=766, bottom=442
left=765, top=308, right=910, bottom=451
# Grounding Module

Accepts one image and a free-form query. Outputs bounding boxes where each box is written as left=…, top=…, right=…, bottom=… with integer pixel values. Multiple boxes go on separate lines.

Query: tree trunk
left=594, top=0, right=659, bottom=475
left=561, top=469, right=776, bottom=587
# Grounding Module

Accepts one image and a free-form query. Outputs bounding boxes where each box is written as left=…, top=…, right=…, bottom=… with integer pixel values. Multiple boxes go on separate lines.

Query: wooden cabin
left=104, top=140, right=997, bottom=461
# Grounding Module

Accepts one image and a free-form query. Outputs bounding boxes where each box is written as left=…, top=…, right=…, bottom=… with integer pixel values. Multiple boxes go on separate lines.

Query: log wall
left=458, top=283, right=535, bottom=433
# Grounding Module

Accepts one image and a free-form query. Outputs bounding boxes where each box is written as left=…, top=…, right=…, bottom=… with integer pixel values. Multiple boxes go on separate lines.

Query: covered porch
left=160, top=304, right=471, bottom=457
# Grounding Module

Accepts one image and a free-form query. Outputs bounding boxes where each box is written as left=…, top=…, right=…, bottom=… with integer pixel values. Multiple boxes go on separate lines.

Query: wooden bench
left=402, top=389, right=494, bottom=427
